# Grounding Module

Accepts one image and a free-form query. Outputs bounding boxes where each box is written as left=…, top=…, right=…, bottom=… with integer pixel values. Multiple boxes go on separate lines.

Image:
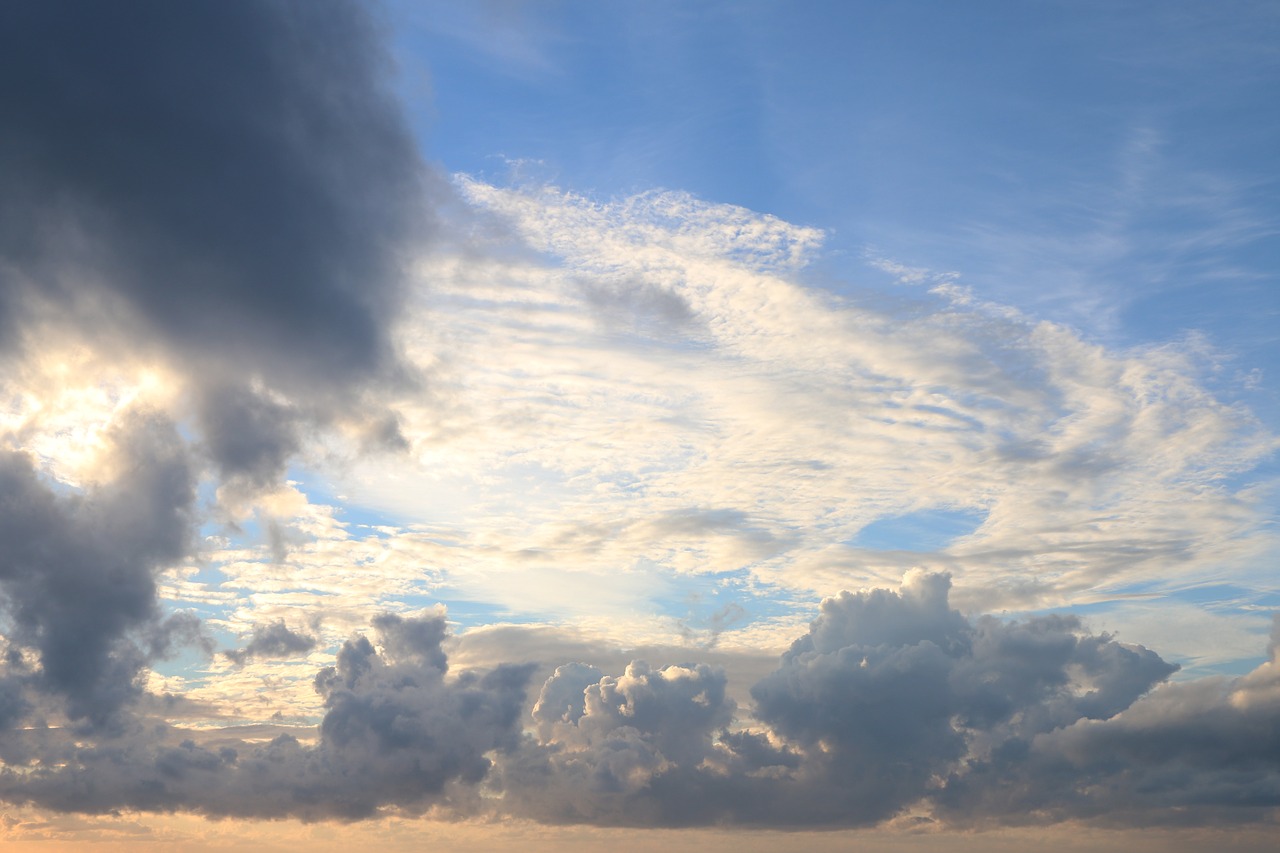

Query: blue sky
left=1, top=1, right=1279, bottom=849
left=379, top=0, right=1280, bottom=658
left=398, top=0, right=1278, bottom=414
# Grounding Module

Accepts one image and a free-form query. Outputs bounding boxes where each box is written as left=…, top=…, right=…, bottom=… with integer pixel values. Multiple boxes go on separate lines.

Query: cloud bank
left=1, top=575, right=1277, bottom=828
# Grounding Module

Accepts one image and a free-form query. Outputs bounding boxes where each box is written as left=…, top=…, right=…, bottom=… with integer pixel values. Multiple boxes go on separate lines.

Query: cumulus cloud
left=0, top=612, right=534, bottom=821
left=500, top=659, right=737, bottom=825
left=934, top=615, right=1280, bottom=828
left=488, top=572, right=1190, bottom=828
left=0, top=411, right=197, bottom=733
left=743, top=572, right=1180, bottom=825
left=1, top=576, right=1278, bottom=828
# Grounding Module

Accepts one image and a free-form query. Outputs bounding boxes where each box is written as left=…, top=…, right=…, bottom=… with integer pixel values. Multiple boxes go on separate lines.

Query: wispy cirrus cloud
left=313, top=178, right=1277, bottom=632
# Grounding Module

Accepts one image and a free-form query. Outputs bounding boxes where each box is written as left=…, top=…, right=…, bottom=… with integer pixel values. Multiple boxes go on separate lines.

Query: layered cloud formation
left=0, top=0, right=1276, bottom=838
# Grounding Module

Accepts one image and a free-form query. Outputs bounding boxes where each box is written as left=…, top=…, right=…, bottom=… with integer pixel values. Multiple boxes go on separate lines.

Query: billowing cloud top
left=3, top=573, right=1277, bottom=829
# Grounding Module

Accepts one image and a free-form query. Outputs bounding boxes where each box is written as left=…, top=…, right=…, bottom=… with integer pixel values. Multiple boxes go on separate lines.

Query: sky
left=0, top=0, right=1278, bottom=849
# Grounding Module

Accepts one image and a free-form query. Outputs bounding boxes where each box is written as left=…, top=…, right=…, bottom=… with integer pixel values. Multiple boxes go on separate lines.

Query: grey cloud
left=308, top=613, right=534, bottom=818
left=369, top=612, right=450, bottom=672
left=0, top=2, right=433, bottom=747
left=0, top=411, right=197, bottom=733
left=2, top=579, right=1276, bottom=830
left=0, top=0, right=427, bottom=391
left=579, top=277, right=695, bottom=339
left=196, top=384, right=300, bottom=492
left=642, top=507, right=791, bottom=565
left=741, top=572, right=1179, bottom=826
left=0, top=0, right=433, bottom=506
left=934, top=616, right=1280, bottom=828
left=650, top=507, right=752, bottom=537
left=0, top=678, right=28, bottom=732
left=499, top=660, right=736, bottom=824
left=500, top=572, right=1187, bottom=828
left=224, top=620, right=316, bottom=667
left=146, top=612, right=214, bottom=663
left=0, top=613, right=535, bottom=820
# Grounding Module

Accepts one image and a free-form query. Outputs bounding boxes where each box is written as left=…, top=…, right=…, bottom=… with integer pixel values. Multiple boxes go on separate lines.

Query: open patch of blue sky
left=1011, top=579, right=1278, bottom=679
left=392, top=1, right=1279, bottom=428
left=852, top=508, right=988, bottom=553
left=286, top=467, right=408, bottom=534
left=654, top=568, right=803, bottom=646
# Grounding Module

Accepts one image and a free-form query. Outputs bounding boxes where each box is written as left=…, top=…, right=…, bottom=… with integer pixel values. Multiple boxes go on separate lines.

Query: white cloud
left=312, top=178, right=1277, bottom=636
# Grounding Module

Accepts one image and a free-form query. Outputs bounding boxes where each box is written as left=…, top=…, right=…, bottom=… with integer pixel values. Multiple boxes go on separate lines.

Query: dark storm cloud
left=0, top=411, right=196, bottom=733
left=0, top=0, right=428, bottom=390
left=224, top=619, right=316, bottom=667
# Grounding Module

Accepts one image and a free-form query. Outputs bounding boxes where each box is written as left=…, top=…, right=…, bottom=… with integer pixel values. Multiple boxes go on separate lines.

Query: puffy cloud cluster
left=501, top=660, right=736, bottom=823
left=744, top=572, right=1180, bottom=825
left=1, top=574, right=1277, bottom=828
left=935, top=617, right=1280, bottom=827
left=0, top=613, right=533, bottom=821
left=495, top=571, right=1199, bottom=827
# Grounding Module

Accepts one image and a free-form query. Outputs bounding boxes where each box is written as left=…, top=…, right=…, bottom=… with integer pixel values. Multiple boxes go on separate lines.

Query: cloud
left=500, top=659, right=737, bottom=824
left=490, top=573, right=1274, bottom=829
left=0, top=0, right=427, bottom=389
left=196, top=384, right=301, bottom=494
left=742, top=572, right=1179, bottom=825
left=348, top=176, right=1276, bottom=635
left=0, top=0, right=435, bottom=520
left=3, top=576, right=1279, bottom=828
left=0, top=410, right=197, bottom=733
left=223, top=620, right=317, bottom=667
left=0, top=0, right=432, bottom=748
left=934, top=615, right=1280, bottom=828
left=0, top=612, right=534, bottom=821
